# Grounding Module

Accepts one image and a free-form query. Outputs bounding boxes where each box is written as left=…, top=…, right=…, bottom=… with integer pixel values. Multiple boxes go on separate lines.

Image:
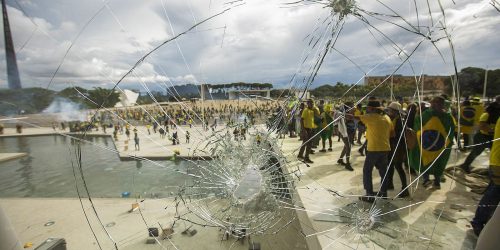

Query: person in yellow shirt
left=298, top=99, right=319, bottom=163
left=471, top=115, right=500, bottom=236
left=471, top=97, right=484, bottom=118
left=471, top=97, right=485, bottom=138
left=459, top=100, right=476, bottom=148
left=460, top=96, right=500, bottom=173
left=356, top=100, right=393, bottom=202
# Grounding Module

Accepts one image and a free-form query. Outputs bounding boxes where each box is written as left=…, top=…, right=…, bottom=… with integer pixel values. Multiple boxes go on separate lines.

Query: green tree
left=57, top=87, right=89, bottom=104
left=458, top=67, right=484, bottom=96
left=86, top=87, right=120, bottom=108
left=0, top=88, right=56, bottom=115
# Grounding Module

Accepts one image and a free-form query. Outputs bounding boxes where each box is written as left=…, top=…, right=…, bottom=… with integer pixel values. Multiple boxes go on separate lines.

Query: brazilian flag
left=409, top=109, right=455, bottom=176
left=459, top=106, right=475, bottom=135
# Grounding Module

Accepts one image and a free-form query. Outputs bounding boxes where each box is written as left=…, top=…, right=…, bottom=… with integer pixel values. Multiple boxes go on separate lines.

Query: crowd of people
left=46, top=100, right=281, bottom=150
left=3, top=94, right=498, bottom=238
left=291, top=94, right=500, bottom=237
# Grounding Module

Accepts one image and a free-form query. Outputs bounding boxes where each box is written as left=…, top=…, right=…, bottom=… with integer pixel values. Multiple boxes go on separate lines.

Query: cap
left=388, top=102, right=402, bottom=111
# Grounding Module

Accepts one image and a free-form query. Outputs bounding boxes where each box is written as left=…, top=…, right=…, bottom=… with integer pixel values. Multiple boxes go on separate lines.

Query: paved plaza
left=0, top=123, right=490, bottom=249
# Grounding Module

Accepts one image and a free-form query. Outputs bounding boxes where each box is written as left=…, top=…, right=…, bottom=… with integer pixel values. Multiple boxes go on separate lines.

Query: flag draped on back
left=409, top=109, right=455, bottom=176
left=460, top=106, right=476, bottom=134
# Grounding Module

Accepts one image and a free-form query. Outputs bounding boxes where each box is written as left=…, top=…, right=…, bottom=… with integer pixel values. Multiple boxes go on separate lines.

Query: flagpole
left=390, top=75, right=394, bottom=101
left=483, top=68, right=488, bottom=100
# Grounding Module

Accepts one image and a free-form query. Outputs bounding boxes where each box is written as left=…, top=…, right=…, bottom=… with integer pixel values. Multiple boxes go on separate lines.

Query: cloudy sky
left=0, top=0, right=499, bottom=91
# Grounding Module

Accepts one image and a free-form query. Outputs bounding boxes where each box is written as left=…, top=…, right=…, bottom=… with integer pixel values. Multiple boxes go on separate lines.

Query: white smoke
left=43, top=97, right=87, bottom=121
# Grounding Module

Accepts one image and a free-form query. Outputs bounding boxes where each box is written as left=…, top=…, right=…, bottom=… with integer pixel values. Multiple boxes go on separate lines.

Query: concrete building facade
left=364, top=75, right=450, bottom=96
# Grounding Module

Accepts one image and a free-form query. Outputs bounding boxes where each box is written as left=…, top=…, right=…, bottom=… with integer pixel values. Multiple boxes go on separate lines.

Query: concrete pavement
left=0, top=123, right=491, bottom=249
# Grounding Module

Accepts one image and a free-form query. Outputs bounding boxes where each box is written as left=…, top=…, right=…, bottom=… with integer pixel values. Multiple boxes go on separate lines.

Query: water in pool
left=0, top=135, right=193, bottom=198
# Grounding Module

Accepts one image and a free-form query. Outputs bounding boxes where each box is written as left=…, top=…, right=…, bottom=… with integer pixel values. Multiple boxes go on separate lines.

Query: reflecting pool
left=0, top=135, right=192, bottom=198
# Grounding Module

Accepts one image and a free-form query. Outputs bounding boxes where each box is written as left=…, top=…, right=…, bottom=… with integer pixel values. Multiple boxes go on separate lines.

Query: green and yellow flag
left=459, top=106, right=476, bottom=135
left=410, top=109, right=455, bottom=176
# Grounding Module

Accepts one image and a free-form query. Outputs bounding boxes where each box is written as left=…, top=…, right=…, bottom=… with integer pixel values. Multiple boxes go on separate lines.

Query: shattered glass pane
left=0, top=0, right=499, bottom=249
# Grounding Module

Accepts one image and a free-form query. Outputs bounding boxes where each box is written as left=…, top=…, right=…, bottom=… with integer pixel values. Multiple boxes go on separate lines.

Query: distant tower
left=2, top=0, right=22, bottom=89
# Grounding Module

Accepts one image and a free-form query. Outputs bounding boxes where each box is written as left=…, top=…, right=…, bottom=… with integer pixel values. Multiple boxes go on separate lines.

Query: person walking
left=460, top=97, right=500, bottom=173
left=153, top=122, right=158, bottom=133
left=357, top=100, right=393, bottom=202
left=335, top=103, right=354, bottom=171
left=471, top=115, right=500, bottom=236
left=459, top=100, right=476, bottom=149
left=298, top=99, right=319, bottom=164
left=296, top=102, right=305, bottom=141
left=410, top=96, right=455, bottom=189
left=134, top=133, right=140, bottom=151
left=386, top=102, right=409, bottom=198
left=125, top=127, right=130, bottom=139
left=320, top=104, right=334, bottom=152
left=159, top=127, right=165, bottom=139
left=355, top=103, right=366, bottom=145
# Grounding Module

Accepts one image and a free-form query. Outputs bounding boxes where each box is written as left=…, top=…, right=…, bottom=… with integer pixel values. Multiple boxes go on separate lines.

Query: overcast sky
left=1, top=0, right=499, bottom=91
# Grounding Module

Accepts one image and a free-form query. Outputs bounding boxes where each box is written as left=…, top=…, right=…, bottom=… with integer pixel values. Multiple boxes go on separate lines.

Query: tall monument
left=2, top=0, right=22, bottom=89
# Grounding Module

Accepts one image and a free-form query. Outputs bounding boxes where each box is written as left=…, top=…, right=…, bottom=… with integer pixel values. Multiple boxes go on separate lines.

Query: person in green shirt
left=319, top=104, right=334, bottom=152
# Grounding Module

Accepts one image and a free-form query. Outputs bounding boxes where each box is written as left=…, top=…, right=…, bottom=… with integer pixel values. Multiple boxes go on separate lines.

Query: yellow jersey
left=459, top=105, right=476, bottom=135
left=472, top=103, right=484, bottom=125
left=302, top=108, right=316, bottom=129
left=491, top=117, right=500, bottom=185
left=359, top=113, right=393, bottom=151
left=479, top=113, right=495, bottom=135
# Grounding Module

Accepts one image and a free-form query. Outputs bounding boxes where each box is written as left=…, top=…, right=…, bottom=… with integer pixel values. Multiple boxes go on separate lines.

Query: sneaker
left=423, top=180, right=432, bottom=188
left=309, top=151, right=315, bottom=155
left=358, top=148, right=365, bottom=156
left=376, top=192, right=388, bottom=199
left=459, top=164, right=471, bottom=174
left=303, top=158, right=314, bottom=164
left=337, top=159, right=346, bottom=166
left=431, top=184, right=441, bottom=190
left=359, top=195, right=375, bottom=203
left=470, top=222, right=482, bottom=237
left=297, top=155, right=304, bottom=159
left=319, top=149, right=327, bottom=152
left=345, top=164, right=354, bottom=171
left=328, top=148, right=333, bottom=151
left=398, top=189, right=410, bottom=198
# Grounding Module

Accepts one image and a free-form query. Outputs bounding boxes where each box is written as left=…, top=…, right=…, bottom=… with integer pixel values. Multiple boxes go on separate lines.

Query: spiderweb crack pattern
left=2, top=0, right=499, bottom=249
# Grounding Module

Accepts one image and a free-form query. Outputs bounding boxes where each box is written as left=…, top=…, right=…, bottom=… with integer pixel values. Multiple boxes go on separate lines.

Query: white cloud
left=0, top=0, right=499, bottom=90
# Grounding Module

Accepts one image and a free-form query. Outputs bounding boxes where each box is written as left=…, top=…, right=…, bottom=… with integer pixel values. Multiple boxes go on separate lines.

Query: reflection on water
left=0, top=135, right=193, bottom=198
left=16, top=137, right=34, bottom=197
